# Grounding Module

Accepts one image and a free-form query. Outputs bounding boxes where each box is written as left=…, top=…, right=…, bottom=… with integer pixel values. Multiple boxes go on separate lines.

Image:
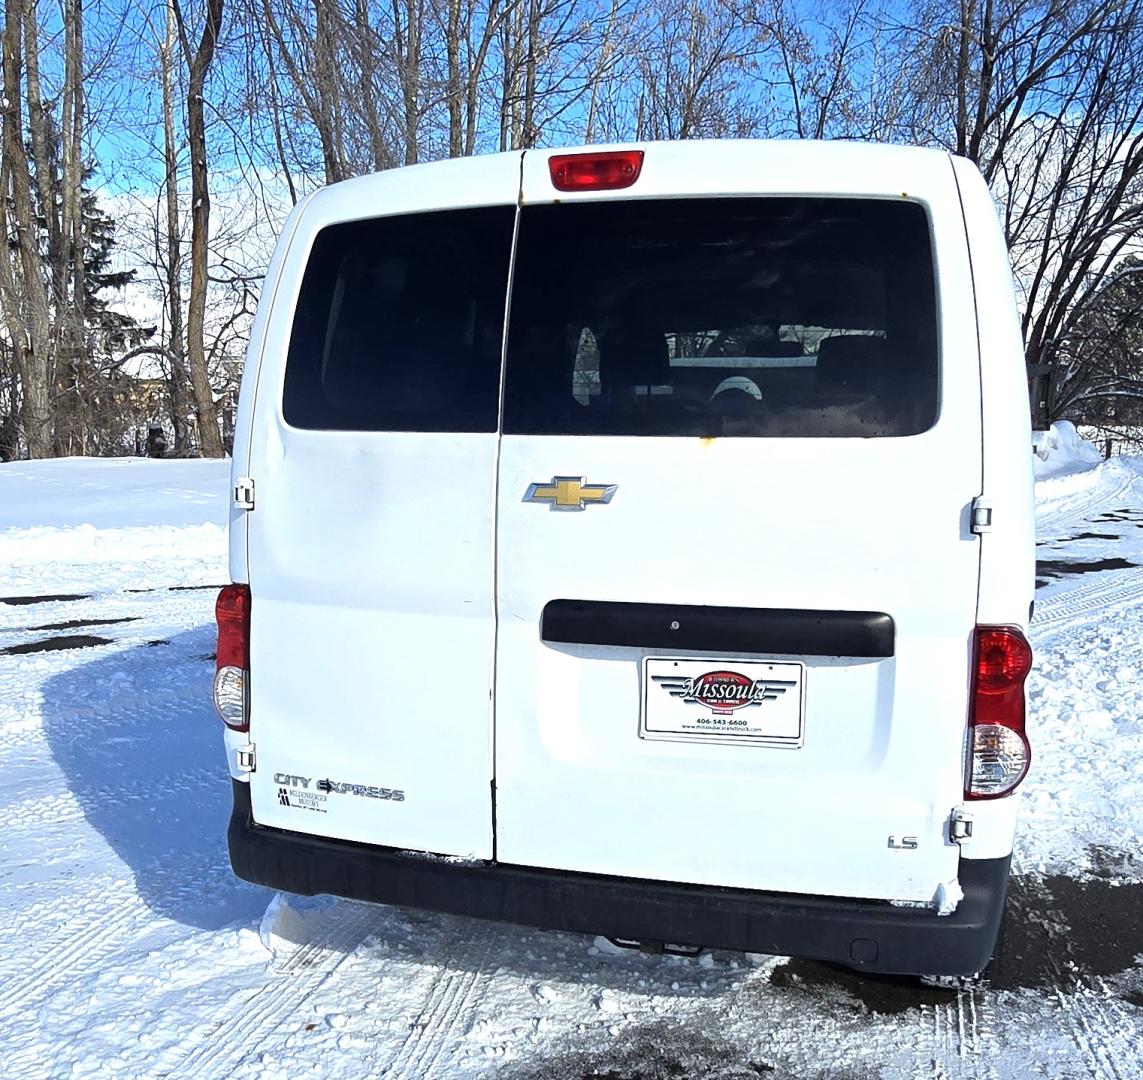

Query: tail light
left=966, top=626, right=1032, bottom=800
left=214, top=584, right=250, bottom=731
left=549, top=150, right=644, bottom=192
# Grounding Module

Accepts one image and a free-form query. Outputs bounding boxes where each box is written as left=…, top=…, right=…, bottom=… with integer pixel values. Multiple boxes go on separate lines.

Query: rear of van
left=219, top=141, right=1034, bottom=977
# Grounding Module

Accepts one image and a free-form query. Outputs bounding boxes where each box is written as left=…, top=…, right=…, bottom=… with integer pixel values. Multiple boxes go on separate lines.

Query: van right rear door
left=493, top=143, right=982, bottom=904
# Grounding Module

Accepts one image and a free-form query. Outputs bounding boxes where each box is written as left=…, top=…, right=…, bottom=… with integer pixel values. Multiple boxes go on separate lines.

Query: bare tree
left=172, top=0, right=226, bottom=455
left=161, top=0, right=196, bottom=452
left=0, top=0, right=53, bottom=457
left=437, top=0, right=518, bottom=156
left=746, top=0, right=903, bottom=140
left=900, top=0, right=1143, bottom=421
left=1049, top=257, right=1143, bottom=426
left=632, top=0, right=758, bottom=142
left=391, top=0, right=425, bottom=162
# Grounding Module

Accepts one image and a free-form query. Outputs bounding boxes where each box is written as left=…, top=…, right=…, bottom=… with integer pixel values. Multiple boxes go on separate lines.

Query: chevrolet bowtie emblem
left=524, top=476, right=617, bottom=511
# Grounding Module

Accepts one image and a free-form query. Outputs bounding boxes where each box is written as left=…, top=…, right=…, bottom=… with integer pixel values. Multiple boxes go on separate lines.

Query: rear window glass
left=283, top=206, right=515, bottom=432
left=502, top=198, right=939, bottom=437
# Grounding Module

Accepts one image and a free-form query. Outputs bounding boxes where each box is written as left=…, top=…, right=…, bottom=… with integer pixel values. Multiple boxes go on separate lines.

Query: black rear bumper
left=228, top=781, right=1008, bottom=976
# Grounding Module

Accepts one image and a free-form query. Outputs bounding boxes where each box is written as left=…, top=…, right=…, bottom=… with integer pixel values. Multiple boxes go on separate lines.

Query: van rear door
left=244, top=158, right=518, bottom=857
left=494, top=144, right=981, bottom=902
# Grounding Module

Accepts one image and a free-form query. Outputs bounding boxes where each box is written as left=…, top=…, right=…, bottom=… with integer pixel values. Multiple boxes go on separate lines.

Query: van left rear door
left=243, top=159, right=519, bottom=857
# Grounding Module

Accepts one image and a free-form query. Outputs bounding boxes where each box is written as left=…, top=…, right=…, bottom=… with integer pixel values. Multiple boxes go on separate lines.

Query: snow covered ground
left=1, top=450, right=1141, bottom=1079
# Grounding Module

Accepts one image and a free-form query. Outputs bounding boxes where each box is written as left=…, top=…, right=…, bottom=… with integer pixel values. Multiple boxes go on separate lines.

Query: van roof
left=304, top=140, right=959, bottom=219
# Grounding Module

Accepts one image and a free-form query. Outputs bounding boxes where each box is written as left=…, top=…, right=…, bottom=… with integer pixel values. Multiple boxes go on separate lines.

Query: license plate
left=641, top=657, right=805, bottom=747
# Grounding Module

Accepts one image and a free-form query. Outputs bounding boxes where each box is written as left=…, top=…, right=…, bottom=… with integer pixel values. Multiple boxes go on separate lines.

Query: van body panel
left=520, top=139, right=959, bottom=205
left=495, top=437, right=978, bottom=900
left=950, top=157, right=1036, bottom=630
left=228, top=193, right=316, bottom=585
left=954, top=791, right=1021, bottom=861
left=245, top=432, right=499, bottom=856
left=241, top=153, right=523, bottom=857
left=495, top=149, right=984, bottom=901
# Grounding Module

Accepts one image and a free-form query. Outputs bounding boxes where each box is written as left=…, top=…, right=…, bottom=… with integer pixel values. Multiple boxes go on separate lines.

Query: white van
left=217, top=140, right=1035, bottom=978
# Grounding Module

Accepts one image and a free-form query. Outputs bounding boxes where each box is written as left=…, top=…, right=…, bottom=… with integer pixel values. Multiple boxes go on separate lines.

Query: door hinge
left=235, top=743, right=256, bottom=773
left=949, top=808, right=974, bottom=845
left=970, top=496, right=993, bottom=534
left=234, top=477, right=255, bottom=511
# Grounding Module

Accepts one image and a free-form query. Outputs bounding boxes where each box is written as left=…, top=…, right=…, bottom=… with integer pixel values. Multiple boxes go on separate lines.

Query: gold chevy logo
left=524, top=476, right=617, bottom=511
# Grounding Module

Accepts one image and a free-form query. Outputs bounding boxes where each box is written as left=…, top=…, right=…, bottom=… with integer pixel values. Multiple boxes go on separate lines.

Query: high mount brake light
left=214, top=584, right=251, bottom=732
left=548, top=150, right=644, bottom=192
left=966, top=626, right=1033, bottom=800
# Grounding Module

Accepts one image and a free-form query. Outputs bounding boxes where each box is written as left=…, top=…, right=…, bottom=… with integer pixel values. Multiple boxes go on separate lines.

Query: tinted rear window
left=502, top=198, right=938, bottom=437
left=283, top=206, right=515, bottom=432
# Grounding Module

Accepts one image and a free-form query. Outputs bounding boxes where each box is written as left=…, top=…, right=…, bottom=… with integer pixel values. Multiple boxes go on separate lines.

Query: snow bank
left=0, top=457, right=230, bottom=530
left=1032, top=420, right=1103, bottom=480
left=0, top=457, right=231, bottom=593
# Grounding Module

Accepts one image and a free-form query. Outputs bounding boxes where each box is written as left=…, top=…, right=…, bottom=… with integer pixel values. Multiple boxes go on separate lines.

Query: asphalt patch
left=1087, top=843, right=1143, bottom=879
left=2, top=635, right=114, bottom=655
left=1035, top=557, right=1139, bottom=579
left=169, top=584, right=224, bottom=592
left=986, top=871, right=1143, bottom=991
left=1065, top=531, right=1121, bottom=541
left=1092, top=510, right=1142, bottom=523
left=26, top=616, right=139, bottom=632
left=0, top=593, right=91, bottom=606
left=497, top=1020, right=855, bottom=1080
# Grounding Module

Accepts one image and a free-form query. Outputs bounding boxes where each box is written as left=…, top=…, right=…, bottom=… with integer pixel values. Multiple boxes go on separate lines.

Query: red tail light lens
left=549, top=150, right=644, bottom=192
left=215, top=584, right=250, bottom=669
left=966, top=626, right=1032, bottom=800
left=214, top=584, right=250, bottom=731
left=976, top=627, right=1033, bottom=693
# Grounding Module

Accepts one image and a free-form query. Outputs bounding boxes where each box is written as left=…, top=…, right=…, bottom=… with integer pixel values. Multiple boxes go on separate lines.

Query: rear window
left=283, top=206, right=515, bottom=432
left=502, top=198, right=939, bottom=437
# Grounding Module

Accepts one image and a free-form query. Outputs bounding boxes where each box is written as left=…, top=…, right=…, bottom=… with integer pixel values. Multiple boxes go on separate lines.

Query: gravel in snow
left=0, top=450, right=1141, bottom=1079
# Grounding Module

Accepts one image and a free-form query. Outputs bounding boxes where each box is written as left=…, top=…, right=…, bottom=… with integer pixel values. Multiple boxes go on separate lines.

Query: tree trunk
left=53, top=0, right=86, bottom=455
left=162, top=0, right=194, bottom=454
left=1, top=0, right=53, bottom=458
left=392, top=0, right=421, bottom=165
left=64, top=0, right=84, bottom=338
left=446, top=0, right=462, bottom=156
left=521, top=0, right=539, bottom=146
left=21, top=6, right=61, bottom=319
left=259, top=0, right=343, bottom=184
left=172, top=0, right=225, bottom=456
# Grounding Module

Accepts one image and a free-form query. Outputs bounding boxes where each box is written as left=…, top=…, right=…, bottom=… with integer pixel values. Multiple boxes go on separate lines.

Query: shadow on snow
left=42, top=624, right=269, bottom=931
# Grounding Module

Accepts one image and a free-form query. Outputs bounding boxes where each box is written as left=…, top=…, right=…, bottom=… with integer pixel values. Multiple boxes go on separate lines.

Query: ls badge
left=524, top=476, right=617, bottom=511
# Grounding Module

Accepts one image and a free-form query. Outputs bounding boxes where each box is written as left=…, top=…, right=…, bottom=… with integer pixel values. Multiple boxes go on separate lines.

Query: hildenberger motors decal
left=272, top=772, right=405, bottom=810
left=651, top=669, right=795, bottom=717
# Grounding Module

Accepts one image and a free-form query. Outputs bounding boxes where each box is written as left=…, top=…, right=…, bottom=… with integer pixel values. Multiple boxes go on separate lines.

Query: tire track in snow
left=0, top=901, right=137, bottom=1018
left=1031, top=570, right=1143, bottom=639
left=382, top=928, right=497, bottom=1079
left=1035, top=462, right=1137, bottom=537
left=1032, top=458, right=1143, bottom=643
left=157, top=899, right=379, bottom=1080
left=1004, top=876, right=1138, bottom=1080
left=916, top=985, right=997, bottom=1080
